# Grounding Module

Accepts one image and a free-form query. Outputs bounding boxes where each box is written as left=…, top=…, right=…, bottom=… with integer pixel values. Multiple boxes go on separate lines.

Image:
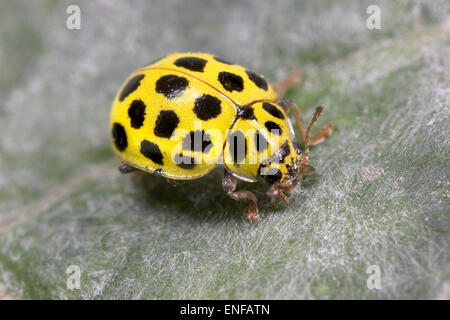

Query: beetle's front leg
left=118, top=162, right=147, bottom=183
left=267, top=175, right=307, bottom=205
left=118, top=162, right=139, bottom=174
left=266, top=179, right=294, bottom=205
left=222, top=170, right=259, bottom=221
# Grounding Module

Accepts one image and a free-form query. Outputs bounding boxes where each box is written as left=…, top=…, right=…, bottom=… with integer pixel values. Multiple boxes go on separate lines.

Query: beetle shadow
left=129, top=167, right=318, bottom=223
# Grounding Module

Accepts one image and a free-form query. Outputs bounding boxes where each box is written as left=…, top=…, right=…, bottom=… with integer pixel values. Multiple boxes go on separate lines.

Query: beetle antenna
left=303, top=105, right=324, bottom=162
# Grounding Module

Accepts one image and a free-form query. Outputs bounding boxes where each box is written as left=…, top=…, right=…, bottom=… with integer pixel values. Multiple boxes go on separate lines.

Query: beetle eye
left=292, top=142, right=302, bottom=155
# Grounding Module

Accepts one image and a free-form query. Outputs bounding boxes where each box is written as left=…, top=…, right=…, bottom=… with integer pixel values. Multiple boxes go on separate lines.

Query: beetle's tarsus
left=222, top=171, right=260, bottom=221
left=118, top=163, right=139, bottom=174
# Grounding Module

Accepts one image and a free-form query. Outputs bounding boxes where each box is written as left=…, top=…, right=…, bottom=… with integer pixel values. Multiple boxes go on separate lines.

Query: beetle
left=110, top=52, right=334, bottom=221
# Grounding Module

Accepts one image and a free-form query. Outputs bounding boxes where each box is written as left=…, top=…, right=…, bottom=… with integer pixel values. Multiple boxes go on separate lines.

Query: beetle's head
left=258, top=106, right=325, bottom=203
left=258, top=139, right=314, bottom=185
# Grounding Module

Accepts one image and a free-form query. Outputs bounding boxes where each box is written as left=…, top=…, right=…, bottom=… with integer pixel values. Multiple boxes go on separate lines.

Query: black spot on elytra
left=229, top=131, right=247, bottom=164
left=213, top=56, right=233, bottom=65
left=278, top=142, right=291, bottom=163
left=246, top=70, right=268, bottom=91
left=259, top=166, right=282, bottom=184
left=182, top=130, right=213, bottom=153
left=140, top=140, right=164, bottom=165
left=263, top=102, right=285, bottom=119
left=155, top=75, right=188, bottom=99
left=193, top=95, right=222, bottom=120
left=128, top=100, right=146, bottom=129
left=174, top=56, right=208, bottom=72
left=254, top=130, right=268, bottom=153
left=174, top=153, right=196, bottom=170
left=265, top=121, right=283, bottom=135
left=154, top=110, right=180, bottom=138
left=119, top=74, right=145, bottom=101
left=237, top=105, right=255, bottom=120
left=112, top=123, right=127, bottom=151
left=218, top=71, right=244, bottom=92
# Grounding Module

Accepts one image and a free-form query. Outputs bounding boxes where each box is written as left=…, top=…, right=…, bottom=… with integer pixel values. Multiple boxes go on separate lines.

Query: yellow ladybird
left=110, top=52, right=334, bottom=221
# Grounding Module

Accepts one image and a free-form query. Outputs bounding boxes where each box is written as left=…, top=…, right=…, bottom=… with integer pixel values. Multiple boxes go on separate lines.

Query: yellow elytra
left=109, top=52, right=334, bottom=221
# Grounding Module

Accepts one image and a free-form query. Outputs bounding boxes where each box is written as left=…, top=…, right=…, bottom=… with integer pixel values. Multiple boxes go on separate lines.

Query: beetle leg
left=267, top=184, right=290, bottom=204
left=131, top=171, right=147, bottom=183
left=284, top=176, right=302, bottom=195
left=222, top=171, right=259, bottom=221
left=118, top=163, right=147, bottom=183
left=278, top=101, right=335, bottom=147
left=273, top=67, right=303, bottom=98
left=118, top=162, right=139, bottom=174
